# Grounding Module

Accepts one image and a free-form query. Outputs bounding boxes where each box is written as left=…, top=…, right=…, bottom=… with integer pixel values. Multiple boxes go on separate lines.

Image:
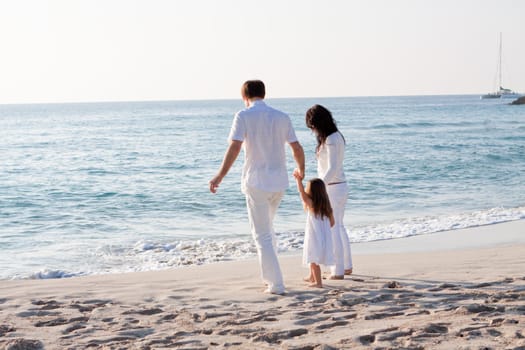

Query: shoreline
left=3, top=213, right=525, bottom=281
left=1, top=220, right=524, bottom=349
left=352, top=218, right=525, bottom=255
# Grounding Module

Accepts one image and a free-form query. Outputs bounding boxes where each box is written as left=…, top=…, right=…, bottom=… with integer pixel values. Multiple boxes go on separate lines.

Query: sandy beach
left=1, top=220, right=524, bottom=350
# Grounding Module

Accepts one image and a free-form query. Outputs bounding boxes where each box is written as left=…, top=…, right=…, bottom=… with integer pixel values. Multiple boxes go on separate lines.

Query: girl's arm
left=294, top=171, right=313, bottom=209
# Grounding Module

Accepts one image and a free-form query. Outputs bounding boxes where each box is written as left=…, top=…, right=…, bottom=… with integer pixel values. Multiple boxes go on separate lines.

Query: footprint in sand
left=315, top=320, right=349, bottom=330
left=358, top=334, right=375, bottom=345
left=33, top=318, right=68, bottom=327
left=294, top=316, right=329, bottom=326
left=16, top=310, right=61, bottom=318
left=31, top=300, right=63, bottom=310
left=158, top=313, right=178, bottom=322
left=69, top=300, right=110, bottom=312
left=339, top=296, right=367, bottom=307
left=0, top=325, right=15, bottom=337
left=364, top=310, right=405, bottom=320
left=294, top=310, right=321, bottom=317
left=423, top=323, right=449, bottom=334
left=219, top=311, right=278, bottom=326
left=377, top=328, right=414, bottom=341
left=428, top=283, right=460, bottom=291
left=252, top=328, right=308, bottom=344
left=62, top=323, right=87, bottom=334
left=459, top=304, right=504, bottom=314
left=487, top=329, right=503, bottom=337
left=384, top=281, right=401, bottom=289
left=370, top=294, right=395, bottom=303
left=35, top=316, right=89, bottom=328
left=122, top=307, right=163, bottom=316
left=4, top=338, right=44, bottom=350
left=118, top=327, right=155, bottom=338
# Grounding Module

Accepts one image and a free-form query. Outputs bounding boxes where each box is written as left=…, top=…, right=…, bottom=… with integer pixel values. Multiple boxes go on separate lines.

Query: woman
left=305, top=104, right=352, bottom=279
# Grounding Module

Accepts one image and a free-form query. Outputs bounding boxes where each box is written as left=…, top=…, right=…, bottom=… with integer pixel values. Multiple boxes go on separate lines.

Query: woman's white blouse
left=317, top=131, right=346, bottom=184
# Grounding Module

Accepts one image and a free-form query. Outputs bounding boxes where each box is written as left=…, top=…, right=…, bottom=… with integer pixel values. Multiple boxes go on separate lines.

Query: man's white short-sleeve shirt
left=228, top=100, right=298, bottom=193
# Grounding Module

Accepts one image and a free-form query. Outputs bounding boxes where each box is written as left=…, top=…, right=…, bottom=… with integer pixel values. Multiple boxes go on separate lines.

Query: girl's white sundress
left=303, top=211, right=335, bottom=266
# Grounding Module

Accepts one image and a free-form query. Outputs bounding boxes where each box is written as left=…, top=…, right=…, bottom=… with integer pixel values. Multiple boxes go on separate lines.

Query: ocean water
left=1, top=95, right=524, bottom=280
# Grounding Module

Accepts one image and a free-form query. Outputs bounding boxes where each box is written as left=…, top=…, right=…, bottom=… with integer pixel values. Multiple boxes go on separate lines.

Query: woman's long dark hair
left=307, top=178, right=333, bottom=219
left=305, top=104, right=345, bottom=152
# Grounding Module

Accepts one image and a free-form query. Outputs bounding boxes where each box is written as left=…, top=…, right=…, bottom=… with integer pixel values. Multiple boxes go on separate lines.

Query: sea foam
left=21, top=206, right=524, bottom=280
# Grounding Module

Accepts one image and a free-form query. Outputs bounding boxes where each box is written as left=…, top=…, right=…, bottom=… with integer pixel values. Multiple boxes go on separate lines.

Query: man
left=209, top=80, right=305, bottom=295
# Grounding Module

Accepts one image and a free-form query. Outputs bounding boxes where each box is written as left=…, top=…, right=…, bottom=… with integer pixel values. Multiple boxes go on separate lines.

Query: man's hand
left=209, top=140, right=242, bottom=194
left=293, top=168, right=303, bottom=181
left=209, top=175, right=222, bottom=193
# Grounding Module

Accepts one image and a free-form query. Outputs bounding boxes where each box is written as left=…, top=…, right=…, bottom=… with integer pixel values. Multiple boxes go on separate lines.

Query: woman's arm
left=321, top=140, right=340, bottom=183
left=329, top=212, right=335, bottom=227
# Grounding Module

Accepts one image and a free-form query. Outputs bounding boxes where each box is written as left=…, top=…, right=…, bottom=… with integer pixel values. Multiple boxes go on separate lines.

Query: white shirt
left=228, top=100, right=298, bottom=192
left=317, top=131, right=346, bottom=184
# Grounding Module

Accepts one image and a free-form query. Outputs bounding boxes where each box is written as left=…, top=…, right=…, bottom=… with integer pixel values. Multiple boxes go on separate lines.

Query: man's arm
left=209, top=140, right=243, bottom=193
left=289, top=141, right=305, bottom=179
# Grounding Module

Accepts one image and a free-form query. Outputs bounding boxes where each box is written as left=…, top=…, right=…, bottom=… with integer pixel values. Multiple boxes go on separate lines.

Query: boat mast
left=498, top=32, right=502, bottom=89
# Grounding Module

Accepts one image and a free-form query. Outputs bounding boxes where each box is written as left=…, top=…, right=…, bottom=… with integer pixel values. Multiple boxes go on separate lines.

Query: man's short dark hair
left=241, top=80, right=265, bottom=100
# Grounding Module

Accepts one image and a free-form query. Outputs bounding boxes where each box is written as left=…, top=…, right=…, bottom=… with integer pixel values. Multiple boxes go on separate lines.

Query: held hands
left=293, top=168, right=304, bottom=181
left=293, top=168, right=309, bottom=209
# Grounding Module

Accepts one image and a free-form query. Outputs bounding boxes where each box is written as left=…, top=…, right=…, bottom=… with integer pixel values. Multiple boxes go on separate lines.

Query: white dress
left=303, top=211, right=335, bottom=266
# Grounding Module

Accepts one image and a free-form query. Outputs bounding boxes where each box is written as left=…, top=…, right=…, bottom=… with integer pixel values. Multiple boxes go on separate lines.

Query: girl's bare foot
left=329, top=275, right=344, bottom=280
left=308, top=283, right=323, bottom=288
left=344, top=268, right=353, bottom=275
left=303, top=276, right=314, bottom=283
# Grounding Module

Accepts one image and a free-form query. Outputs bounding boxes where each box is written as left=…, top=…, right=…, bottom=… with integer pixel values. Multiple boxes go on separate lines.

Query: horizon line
left=0, top=92, right=496, bottom=107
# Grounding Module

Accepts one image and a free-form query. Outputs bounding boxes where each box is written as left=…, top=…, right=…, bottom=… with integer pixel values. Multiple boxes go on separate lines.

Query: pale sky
left=1, top=0, right=524, bottom=104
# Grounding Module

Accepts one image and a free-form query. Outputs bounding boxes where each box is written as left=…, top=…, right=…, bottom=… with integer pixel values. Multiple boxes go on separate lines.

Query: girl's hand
left=293, top=168, right=303, bottom=180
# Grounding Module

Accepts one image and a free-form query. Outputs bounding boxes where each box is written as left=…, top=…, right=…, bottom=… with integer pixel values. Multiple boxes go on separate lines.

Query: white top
left=228, top=100, right=298, bottom=192
left=317, top=131, right=346, bottom=184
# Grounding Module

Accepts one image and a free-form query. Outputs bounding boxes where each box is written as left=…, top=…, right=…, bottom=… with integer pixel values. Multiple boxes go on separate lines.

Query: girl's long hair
left=305, top=104, right=345, bottom=152
left=307, top=178, right=333, bottom=219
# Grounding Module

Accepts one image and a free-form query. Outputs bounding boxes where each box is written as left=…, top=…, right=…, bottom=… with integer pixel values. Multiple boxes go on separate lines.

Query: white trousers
left=245, top=187, right=285, bottom=293
left=327, top=182, right=353, bottom=276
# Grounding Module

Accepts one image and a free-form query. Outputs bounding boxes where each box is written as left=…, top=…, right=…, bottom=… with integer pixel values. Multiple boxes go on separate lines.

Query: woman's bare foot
left=344, top=268, right=353, bottom=275
left=308, top=283, right=323, bottom=288
left=303, top=276, right=314, bottom=283
left=329, top=275, right=344, bottom=280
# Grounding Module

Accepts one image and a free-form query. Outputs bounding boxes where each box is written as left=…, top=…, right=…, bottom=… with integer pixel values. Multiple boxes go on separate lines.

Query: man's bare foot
left=303, top=276, right=314, bottom=283
left=344, top=268, right=353, bottom=275
left=308, top=283, right=323, bottom=288
left=329, top=275, right=344, bottom=280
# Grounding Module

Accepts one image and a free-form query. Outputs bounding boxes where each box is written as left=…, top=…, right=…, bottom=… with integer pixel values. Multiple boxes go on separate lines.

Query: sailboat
left=481, top=33, right=520, bottom=99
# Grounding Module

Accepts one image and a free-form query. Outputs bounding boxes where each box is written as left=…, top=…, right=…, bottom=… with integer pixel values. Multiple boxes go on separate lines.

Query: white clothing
left=327, top=182, right=353, bottom=274
left=303, top=212, right=335, bottom=266
left=316, top=131, right=352, bottom=276
left=245, top=186, right=285, bottom=294
left=317, top=131, right=346, bottom=184
left=229, top=100, right=298, bottom=193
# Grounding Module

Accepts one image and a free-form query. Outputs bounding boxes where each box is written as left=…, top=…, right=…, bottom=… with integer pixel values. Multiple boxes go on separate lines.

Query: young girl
left=294, top=170, right=335, bottom=288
